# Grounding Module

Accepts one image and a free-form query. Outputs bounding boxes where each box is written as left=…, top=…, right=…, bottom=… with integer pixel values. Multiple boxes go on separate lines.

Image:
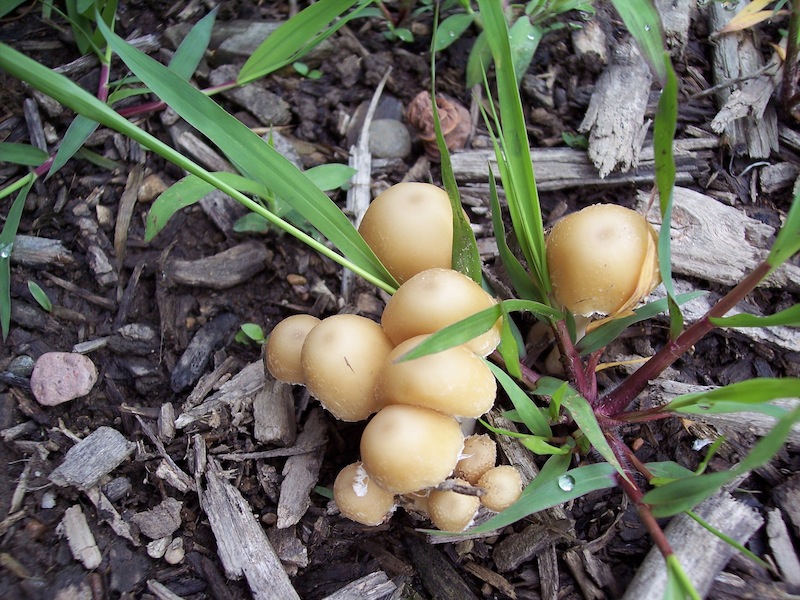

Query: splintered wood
left=48, top=426, right=135, bottom=491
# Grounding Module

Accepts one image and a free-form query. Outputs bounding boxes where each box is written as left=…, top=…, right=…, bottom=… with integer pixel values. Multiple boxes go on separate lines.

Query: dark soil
left=1, top=2, right=798, bottom=599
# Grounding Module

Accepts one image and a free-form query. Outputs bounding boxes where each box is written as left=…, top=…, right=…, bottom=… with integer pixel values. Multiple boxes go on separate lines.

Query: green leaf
left=768, top=192, right=800, bottom=270
left=0, top=143, right=48, bottom=166
left=508, top=17, right=541, bottom=84
left=168, top=7, right=217, bottom=80
left=520, top=436, right=571, bottom=454
left=93, top=27, right=398, bottom=291
left=238, top=0, right=367, bottom=84
left=464, top=460, right=616, bottom=534
left=233, top=213, right=271, bottom=234
left=685, top=510, right=770, bottom=570
left=576, top=291, right=706, bottom=355
left=0, top=0, right=28, bottom=19
left=27, top=281, right=52, bottom=312
left=557, top=383, right=631, bottom=482
left=645, top=461, right=696, bottom=481
left=663, top=378, right=800, bottom=413
left=665, top=555, right=702, bottom=600
left=1, top=177, right=34, bottom=339
left=466, top=30, right=492, bottom=88
left=434, top=12, right=474, bottom=51
left=48, top=114, right=100, bottom=178
left=711, top=303, right=800, bottom=328
left=303, top=163, right=357, bottom=191
left=609, top=0, right=668, bottom=83
left=486, top=360, right=552, bottom=437
left=496, top=302, right=523, bottom=379
left=239, top=322, right=265, bottom=343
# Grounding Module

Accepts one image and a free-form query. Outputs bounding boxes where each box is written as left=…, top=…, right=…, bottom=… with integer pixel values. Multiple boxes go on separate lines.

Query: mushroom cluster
left=264, top=182, right=522, bottom=531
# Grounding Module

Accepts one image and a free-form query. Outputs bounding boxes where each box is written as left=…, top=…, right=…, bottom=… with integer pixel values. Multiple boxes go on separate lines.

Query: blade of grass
left=767, top=192, right=800, bottom=270
left=663, top=378, right=800, bottom=413
left=609, top=0, right=668, bottom=83
left=486, top=360, right=552, bottom=437
left=710, top=303, right=800, bottom=328
left=168, top=7, right=217, bottom=79
left=1, top=177, right=34, bottom=339
left=0, top=143, right=48, bottom=166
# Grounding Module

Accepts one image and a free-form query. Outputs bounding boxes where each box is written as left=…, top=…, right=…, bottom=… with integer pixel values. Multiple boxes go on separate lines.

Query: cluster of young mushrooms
left=265, top=182, right=660, bottom=531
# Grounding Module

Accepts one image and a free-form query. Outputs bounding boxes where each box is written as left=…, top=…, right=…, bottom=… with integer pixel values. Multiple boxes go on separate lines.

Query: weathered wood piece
left=170, top=312, right=238, bottom=392
left=709, top=1, right=779, bottom=157
left=202, top=458, right=300, bottom=600
left=253, top=379, right=297, bottom=446
left=774, top=475, right=800, bottom=538
left=146, top=579, right=186, bottom=600
left=492, top=522, right=572, bottom=573
left=131, top=497, right=183, bottom=540
left=322, top=571, right=398, bottom=600
left=176, top=360, right=265, bottom=429
left=113, top=165, right=143, bottom=271
left=451, top=137, right=716, bottom=193
left=165, top=241, right=270, bottom=290
left=564, top=550, right=604, bottom=600
left=767, top=508, right=800, bottom=587
left=57, top=505, right=102, bottom=570
left=209, top=64, right=291, bottom=126
left=645, top=379, right=800, bottom=447
left=85, top=486, right=140, bottom=545
left=640, top=187, right=800, bottom=292
left=656, top=0, right=695, bottom=58
left=10, top=235, right=74, bottom=268
left=621, top=492, right=763, bottom=599
left=277, top=408, right=328, bottom=529
left=404, top=534, right=480, bottom=600
left=579, top=41, right=652, bottom=177
left=49, top=426, right=135, bottom=491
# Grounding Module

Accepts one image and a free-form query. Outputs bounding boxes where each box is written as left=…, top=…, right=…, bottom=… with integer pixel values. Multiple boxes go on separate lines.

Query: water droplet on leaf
left=557, top=474, right=575, bottom=491
left=644, top=24, right=651, bottom=31
left=0, top=242, right=13, bottom=259
left=697, top=403, right=711, bottom=411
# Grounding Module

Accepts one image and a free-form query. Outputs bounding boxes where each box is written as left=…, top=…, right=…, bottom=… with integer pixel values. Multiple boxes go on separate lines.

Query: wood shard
left=49, top=426, right=135, bottom=491
left=254, top=379, right=297, bottom=446
left=10, top=234, right=74, bottom=268
left=405, top=534, right=480, bottom=600
left=58, top=505, right=102, bottom=570
left=321, top=571, right=398, bottom=600
left=202, top=458, right=300, bottom=600
left=766, top=508, right=800, bottom=587
left=165, top=241, right=270, bottom=290
left=622, top=492, right=763, bottom=599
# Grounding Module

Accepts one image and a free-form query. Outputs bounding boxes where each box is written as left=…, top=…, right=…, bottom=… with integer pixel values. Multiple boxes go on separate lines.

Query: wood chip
left=57, top=505, right=102, bottom=570
left=404, top=534, right=480, bottom=600
left=49, top=426, right=135, bottom=491
left=767, top=508, right=800, bottom=587
left=10, top=235, right=74, bottom=268
left=564, top=550, right=604, bottom=600
left=202, top=458, right=300, bottom=600
left=170, top=312, right=239, bottom=392
left=277, top=408, right=328, bottom=529
left=462, top=560, right=517, bottom=599
left=621, top=491, right=763, bottom=599
left=322, top=571, right=398, bottom=600
left=253, top=379, right=297, bottom=447
left=85, top=486, right=140, bottom=546
left=165, top=241, right=271, bottom=290
left=131, top=497, right=182, bottom=540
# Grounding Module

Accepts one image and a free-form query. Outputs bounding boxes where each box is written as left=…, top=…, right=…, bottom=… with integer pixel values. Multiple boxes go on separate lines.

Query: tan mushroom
left=375, top=335, right=496, bottom=418
left=427, top=479, right=481, bottom=532
left=478, top=465, right=523, bottom=512
left=360, top=404, right=464, bottom=494
left=264, top=314, right=321, bottom=384
left=381, top=268, right=501, bottom=357
left=333, top=462, right=396, bottom=526
left=301, top=314, right=394, bottom=421
left=454, top=434, right=498, bottom=485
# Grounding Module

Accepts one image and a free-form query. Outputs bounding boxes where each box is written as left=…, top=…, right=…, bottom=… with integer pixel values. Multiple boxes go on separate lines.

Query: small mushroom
left=427, top=479, right=481, bottom=532
left=333, top=462, right=396, bottom=526
left=454, top=434, right=498, bottom=485
left=301, top=314, right=394, bottom=421
left=358, top=182, right=457, bottom=284
left=264, top=314, right=321, bottom=384
left=381, top=268, right=501, bottom=357
left=546, top=204, right=660, bottom=318
left=375, top=335, right=496, bottom=418
left=478, top=465, right=523, bottom=512
left=360, top=404, right=464, bottom=494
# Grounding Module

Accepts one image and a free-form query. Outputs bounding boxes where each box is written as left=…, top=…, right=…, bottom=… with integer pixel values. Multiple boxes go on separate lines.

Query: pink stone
left=30, top=352, right=98, bottom=406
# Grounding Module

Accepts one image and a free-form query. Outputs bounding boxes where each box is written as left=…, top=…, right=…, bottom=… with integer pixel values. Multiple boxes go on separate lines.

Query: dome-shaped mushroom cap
left=427, top=479, right=481, bottom=532
left=375, top=335, right=496, bottom=418
left=301, top=314, right=394, bottom=421
left=358, top=182, right=455, bottom=283
left=454, top=434, right=497, bottom=484
left=546, top=204, right=660, bottom=317
left=478, top=465, right=523, bottom=512
left=360, top=404, right=464, bottom=494
left=333, top=462, right=396, bottom=526
left=381, top=268, right=501, bottom=356
left=265, top=314, right=321, bottom=384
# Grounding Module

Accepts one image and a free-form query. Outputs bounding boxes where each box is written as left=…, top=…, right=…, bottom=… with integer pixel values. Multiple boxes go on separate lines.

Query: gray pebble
left=30, top=352, right=97, bottom=406
left=369, top=119, right=412, bottom=159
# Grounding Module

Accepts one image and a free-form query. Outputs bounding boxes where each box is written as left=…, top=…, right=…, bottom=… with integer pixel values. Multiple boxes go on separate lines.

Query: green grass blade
left=609, top=0, right=667, bottom=83
left=486, top=360, right=552, bottom=437
left=168, top=7, right=217, bottom=80
left=767, top=192, right=800, bottom=270
left=48, top=114, right=100, bottom=177
left=710, top=303, right=800, bottom=328
left=663, top=378, right=800, bottom=413
left=684, top=510, right=770, bottom=570
left=478, top=0, right=549, bottom=295
left=665, top=556, right=702, bottom=600
left=434, top=12, right=474, bottom=52
left=94, top=25, right=397, bottom=290
left=303, top=163, right=357, bottom=191
left=237, top=0, right=365, bottom=84
left=1, top=176, right=34, bottom=339
left=27, top=280, right=52, bottom=312
left=0, top=0, right=28, bottom=19
left=466, top=30, right=491, bottom=88
left=508, top=17, right=541, bottom=85
left=0, top=143, right=48, bottom=166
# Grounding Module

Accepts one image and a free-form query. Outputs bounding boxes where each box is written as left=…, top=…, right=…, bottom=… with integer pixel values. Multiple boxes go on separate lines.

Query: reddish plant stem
left=116, top=80, right=239, bottom=118
left=597, top=260, right=773, bottom=418
left=554, top=320, right=594, bottom=402
left=617, top=471, right=675, bottom=559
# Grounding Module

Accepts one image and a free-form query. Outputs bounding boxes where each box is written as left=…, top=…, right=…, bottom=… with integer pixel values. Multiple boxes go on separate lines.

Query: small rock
left=146, top=537, right=171, bottom=559
left=369, top=119, right=412, bottom=159
left=209, top=64, right=292, bottom=126
left=164, top=537, right=185, bottom=564
left=138, top=173, right=169, bottom=202
left=131, top=497, right=183, bottom=540
left=30, top=352, right=98, bottom=406
left=9, top=355, right=35, bottom=378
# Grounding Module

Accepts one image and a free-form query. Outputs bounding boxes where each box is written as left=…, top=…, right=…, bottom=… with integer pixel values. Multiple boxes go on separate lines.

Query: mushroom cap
left=375, top=335, right=496, bottom=418
left=381, top=268, right=501, bottom=356
left=478, top=465, right=523, bottom=512
left=265, top=314, right=321, bottom=384
left=360, top=404, right=464, bottom=494
left=427, top=479, right=481, bottom=532
left=454, top=434, right=498, bottom=485
left=333, top=462, right=396, bottom=526
left=545, top=204, right=660, bottom=317
left=358, top=182, right=455, bottom=283
left=301, top=314, right=394, bottom=421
